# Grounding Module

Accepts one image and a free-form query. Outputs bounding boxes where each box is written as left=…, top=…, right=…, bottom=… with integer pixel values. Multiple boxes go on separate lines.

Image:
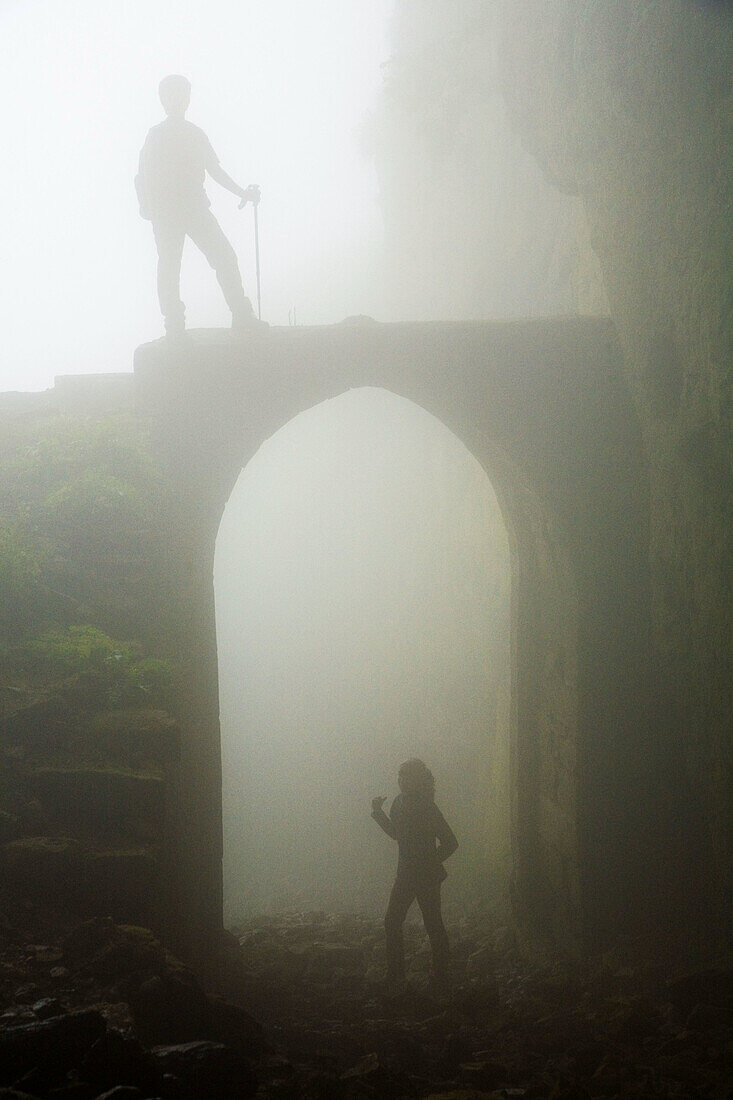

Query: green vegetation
left=12, top=625, right=175, bottom=706
left=0, top=523, right=45, bottom=635
left=0, top=413, right=176, bottom=707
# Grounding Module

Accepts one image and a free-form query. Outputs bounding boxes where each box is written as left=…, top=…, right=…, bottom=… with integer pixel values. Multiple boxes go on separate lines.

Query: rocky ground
left=0, top=905, right=730, bottom=1099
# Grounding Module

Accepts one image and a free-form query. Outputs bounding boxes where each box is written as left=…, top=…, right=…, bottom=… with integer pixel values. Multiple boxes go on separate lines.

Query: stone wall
left=135, top=319, right=648, bottom=956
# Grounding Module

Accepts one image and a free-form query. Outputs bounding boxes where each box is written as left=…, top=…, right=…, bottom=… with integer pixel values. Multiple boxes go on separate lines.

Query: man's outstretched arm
left=207, top=161, right=259, bottom=206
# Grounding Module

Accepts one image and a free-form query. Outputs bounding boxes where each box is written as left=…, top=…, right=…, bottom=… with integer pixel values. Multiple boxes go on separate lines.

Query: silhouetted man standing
left=136, top=74, right=262, bottom=337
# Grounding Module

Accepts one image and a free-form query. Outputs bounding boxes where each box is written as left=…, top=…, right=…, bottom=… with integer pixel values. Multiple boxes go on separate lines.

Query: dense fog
left=368, top=1, right=607, bottom=320
left=215, top=388, right=510, bottom=922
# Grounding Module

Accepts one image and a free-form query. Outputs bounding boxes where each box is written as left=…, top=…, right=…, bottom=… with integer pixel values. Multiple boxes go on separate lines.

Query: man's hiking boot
left=164, top=315, right=186, bottom=339
left=232, top=299, right=269, bottom=334
left=232, top=313, right=269, bottom=334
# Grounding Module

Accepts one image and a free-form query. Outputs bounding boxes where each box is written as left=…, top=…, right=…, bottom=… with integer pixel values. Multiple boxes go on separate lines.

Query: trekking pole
left=252, top=189, right=262, bottom=321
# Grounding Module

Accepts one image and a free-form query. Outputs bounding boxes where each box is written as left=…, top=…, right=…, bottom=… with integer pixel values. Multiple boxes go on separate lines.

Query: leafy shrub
left=0, top=415, right=162, bottom=511
left=0, top=415, right=175, bottom=704
left=17, top=625, right=176, bottom=705
left=40, top=471, right=147, bottom=548
left=24, top=625, right=133, bottom=676
left=127, top=657, right=176, bottom=698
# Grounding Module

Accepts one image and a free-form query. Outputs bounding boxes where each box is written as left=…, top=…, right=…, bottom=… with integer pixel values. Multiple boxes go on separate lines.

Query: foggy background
left=215, top=389, right=511, bottom=921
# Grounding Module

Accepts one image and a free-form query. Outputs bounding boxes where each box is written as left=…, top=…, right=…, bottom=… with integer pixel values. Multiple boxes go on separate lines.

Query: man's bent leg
left=416, top=879, right=450, bottom=980
left=152, top=220, right=186, bottom=334
left=384, top=877, right=415, bottom=982
left=187, top=208, right=253, bottom=322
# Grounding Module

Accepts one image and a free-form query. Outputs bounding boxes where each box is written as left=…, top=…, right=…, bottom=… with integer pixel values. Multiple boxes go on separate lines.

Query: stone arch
left=134, top=317, right=649, bottom=963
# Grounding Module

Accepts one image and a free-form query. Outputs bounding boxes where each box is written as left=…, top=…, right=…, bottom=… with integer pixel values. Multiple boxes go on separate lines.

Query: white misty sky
left=0, top=0, right=393, bottom=392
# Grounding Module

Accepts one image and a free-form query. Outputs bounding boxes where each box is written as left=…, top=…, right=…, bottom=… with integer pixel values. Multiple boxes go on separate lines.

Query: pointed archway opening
left=214, top=387, right=512, bottom=926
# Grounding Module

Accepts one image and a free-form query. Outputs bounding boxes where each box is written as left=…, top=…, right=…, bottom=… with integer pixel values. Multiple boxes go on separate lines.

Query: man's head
left=159, top=74, right=191, bottom=117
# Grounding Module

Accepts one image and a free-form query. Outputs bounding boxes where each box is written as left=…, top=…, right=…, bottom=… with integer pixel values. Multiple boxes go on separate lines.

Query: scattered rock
left=31, top=997, right=63, bottom=1019
left=666, top=966, right=733, bottom=1011
left=0, top=812, right=21, bottom=845
left=466, top=945, right=493, bottom=977
left=0, top=1009, right=105, bottom=1086
left=0, top=907, right=729, bottom=1098
left=62, top=918, right=117, bottom=964
left=82, top=924, right=170, bottom=981
left=206, top=996, right=265, bottom=1054
left=92, top=1089, right=144, bottom=1100
left=18, top=801, right=48, bottom=835
left=79, top=1029, right=161, bottom=1094
left=12, top=985, right=38, bottom=1005
left=306, top=943, right=364, bottom=977
left=130, top=972, right=210, bottom=1045
left=152, top=1041, right=257, bottom=1099
left=47, top=1085, right=97, bottom=1099
left=685, top=1001, right=732, bottom=1031
left=28, top=945, right=63, bottom=965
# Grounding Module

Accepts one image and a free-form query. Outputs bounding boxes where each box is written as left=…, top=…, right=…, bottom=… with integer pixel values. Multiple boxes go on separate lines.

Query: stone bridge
left=133, top=317, right=651, bottom=962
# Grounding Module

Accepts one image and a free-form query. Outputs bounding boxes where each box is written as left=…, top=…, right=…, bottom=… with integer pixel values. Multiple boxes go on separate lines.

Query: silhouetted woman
left=371, top=758, right=458, bottom=988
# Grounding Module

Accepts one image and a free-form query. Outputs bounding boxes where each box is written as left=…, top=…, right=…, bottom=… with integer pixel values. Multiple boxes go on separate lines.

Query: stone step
left=20, top=766, right=166, bottom=843
left=2, top=701, right=178, bottom=772
left=0, top=836, right=163, bottom=926
left=82, top=708, right=179, bottom=770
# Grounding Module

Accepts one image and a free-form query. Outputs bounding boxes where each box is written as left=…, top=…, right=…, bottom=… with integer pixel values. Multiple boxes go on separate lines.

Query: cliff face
left=501, top=1, right=732, bottom=939
left=370, top=1, right=608, bottom=321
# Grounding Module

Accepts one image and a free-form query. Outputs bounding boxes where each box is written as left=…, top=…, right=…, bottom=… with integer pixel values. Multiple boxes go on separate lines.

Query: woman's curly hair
left=398, top=758, right=435, bottom=800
